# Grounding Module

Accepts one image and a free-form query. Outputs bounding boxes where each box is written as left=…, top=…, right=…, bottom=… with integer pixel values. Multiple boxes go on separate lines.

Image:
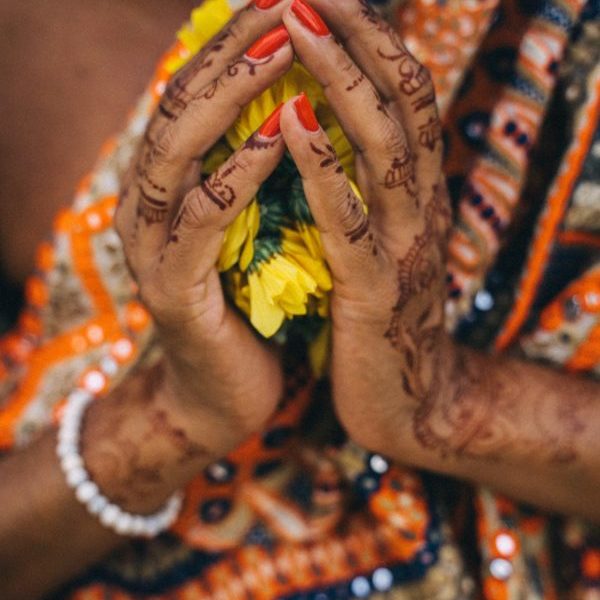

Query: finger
left=282, top=0, right=419, bottom=233
left=131, top=27, right=294, bottom=271
left=305, top=0, right=442, bottom=183
left=280, top=95, right=378, bottom=284
left=159, top=105, right=286, bottom=290
left=147, top=0, right=294, bottom=145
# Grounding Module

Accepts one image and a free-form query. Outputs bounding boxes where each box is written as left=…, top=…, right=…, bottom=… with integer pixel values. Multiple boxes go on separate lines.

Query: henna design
left=245, top=134, right=281, bottom=151
left=383, top=146, right=418, bottom=203
left=227, top=54, right=274, bottom=78
left=377, top=33, right=431, bottom=97
left=148, top=410, right=209, bottom=465
left=158, top=30, right=230, bottom=120
left=137, top=188, right=169, bottom=225
left=413, top=346, right=593, bottom=464
left=310, top=143, right=344, bottom=174
left=136, top=165, right=167, bottom=194
left=82, top=365, right=210, bottom=507
left=346, top=72, right=366, bottom=92
left=200, top=163, right=239, bottom=211
left=412, top=89, right=437, bottom=113
left=417, top=116, right=442, bottom=152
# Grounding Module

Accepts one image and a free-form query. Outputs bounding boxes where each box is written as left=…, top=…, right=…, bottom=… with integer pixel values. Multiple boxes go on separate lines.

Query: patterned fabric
left=0, top=1, right=599, bottom=598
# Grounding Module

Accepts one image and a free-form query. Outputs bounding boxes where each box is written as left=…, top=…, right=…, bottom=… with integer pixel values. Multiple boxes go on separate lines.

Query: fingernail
left=253, top=0, right=284, bottom=9
left=291, top=0, right=330, bottom=37
left=245, top=25, right=290, bottom=61
left=258, top=103, right=284, bottom=138
left=294, top=93, right=320, bottom=132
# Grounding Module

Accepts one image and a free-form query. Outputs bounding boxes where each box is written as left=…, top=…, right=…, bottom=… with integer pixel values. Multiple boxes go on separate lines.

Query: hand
left=115, top=5, right=295, bottom=453
left=279, top=0, right=452, bottom=457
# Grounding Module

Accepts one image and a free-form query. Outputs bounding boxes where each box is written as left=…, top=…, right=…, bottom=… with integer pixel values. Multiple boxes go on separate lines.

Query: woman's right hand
left=115, top=3, right=293, bottom=456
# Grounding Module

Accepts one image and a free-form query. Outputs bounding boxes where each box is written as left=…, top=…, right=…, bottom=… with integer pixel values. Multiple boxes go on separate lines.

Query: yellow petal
left=249, top=271, right=285, bottom=337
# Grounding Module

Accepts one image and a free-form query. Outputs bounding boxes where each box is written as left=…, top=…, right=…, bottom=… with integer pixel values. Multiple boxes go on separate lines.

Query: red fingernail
left=245, top=25, right=290, bottom=60
left=258, top=103, right=284, bottom=138
left=291, top=0, right=330, bottom=37
left=294, top=93, right=320, bottom=132
left=253, top=0, right=284, bottom=9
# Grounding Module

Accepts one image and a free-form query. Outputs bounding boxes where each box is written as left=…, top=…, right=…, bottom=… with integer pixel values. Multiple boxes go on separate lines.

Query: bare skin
left=1, top=1, right=600, bottom=599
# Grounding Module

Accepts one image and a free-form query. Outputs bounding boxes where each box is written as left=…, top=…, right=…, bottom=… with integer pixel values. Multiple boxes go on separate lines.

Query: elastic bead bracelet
left=57, top=387, right=183, bottom=538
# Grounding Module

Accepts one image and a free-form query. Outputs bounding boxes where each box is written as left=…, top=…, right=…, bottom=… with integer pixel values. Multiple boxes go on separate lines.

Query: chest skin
left=0, top=0, right=197, bottom=284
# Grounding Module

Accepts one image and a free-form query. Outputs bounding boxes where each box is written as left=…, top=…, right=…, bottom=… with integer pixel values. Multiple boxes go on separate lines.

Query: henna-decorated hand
left=279, top=0, right=453, bottom=458
left=115, top=5, right=296, bottom=454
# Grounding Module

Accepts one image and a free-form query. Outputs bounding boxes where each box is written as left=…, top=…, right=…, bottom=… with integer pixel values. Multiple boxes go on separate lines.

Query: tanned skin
left=1, top=1, right=599, bottom=599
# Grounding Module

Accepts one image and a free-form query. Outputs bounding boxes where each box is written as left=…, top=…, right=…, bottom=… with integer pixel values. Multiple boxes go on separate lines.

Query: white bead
left=351, top=576, right=371, bottom=598
left=68, top=390, right=91, bottom=408
left=61, top=454, right=83, bottom=472
left=88, top=495, right=108, bottom=516
left=58, top=427, right=78, bottom=445
left=100, top=504, right=120, bottom=527
left=115, top=513, right=134, bottom=535
left=57, top=379, right=183, bottom=538
left=369, top=454, right=389, bottom=475
left=76, top=481, right=99, bottom=503
left=130, top=516, right=146, bottom=537
left=372, top=568, right=394, bottom=592
left=57, top=440, right=75, bottom=459
left=66, top=467, right=88, bottom=488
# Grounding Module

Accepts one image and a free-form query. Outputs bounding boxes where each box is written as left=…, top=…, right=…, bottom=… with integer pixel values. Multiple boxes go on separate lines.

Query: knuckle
left=180, top=188, right=216, bottom=228
left=149, top=126, right=179, bottom=168
left=379, top=122, right=406, bottom=155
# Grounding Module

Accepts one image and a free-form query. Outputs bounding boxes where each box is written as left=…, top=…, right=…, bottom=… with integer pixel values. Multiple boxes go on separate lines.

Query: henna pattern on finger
left=346, top=72, right=366, bottom=92
left=227, top=54, right=274, bottom=78
left=137, top=188, right=169, bottom=226
left=383, top=146, right=418, bottom=205
left=159, top=30, right=231, bottom=120
left=200, top=163, right=239, bottom=211
left=412, top=89, right=437, bottom=113
left=310, top=143, right=344, bottom=174
left=418, top=116, right=443, bottom=152
left=341, top=191, right=378, bottom=256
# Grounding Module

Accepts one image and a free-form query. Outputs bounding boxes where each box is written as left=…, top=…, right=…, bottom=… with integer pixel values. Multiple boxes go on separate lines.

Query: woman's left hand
left=279, top=0, right=453, bottom=457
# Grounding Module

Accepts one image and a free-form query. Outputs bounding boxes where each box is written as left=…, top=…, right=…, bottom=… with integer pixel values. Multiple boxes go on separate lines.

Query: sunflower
left=166, top=0, right=364, bottom=349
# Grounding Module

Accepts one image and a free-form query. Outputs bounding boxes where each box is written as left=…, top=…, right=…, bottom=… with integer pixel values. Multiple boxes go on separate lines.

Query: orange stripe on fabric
left=71, top=196, right=118, bottom=315
left=495, top=76, right=600, bottom=351
left=557, top=230, right=600, bottom=249
left=0, top=316, right=122, bottom=449
left=567, top=322, right=600, bottom=372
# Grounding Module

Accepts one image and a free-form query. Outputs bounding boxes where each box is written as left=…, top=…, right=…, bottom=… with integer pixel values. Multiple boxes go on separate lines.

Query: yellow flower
left=166, top=0, right=234, bottom=74
left=218, top=200, right=260, bottom=271
left=247, top=254, right=320, bottom=337
left=226, top=62, right=327, bottom=149
left=164, top=0, right=368, bottom=344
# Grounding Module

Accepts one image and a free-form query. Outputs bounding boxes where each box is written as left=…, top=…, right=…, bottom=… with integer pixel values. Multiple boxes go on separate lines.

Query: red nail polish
left=245, top=25, right=290, bottom=60
left=291, top=0, right=330, bottom=37
left=294, top=93, right=320, bottom=132
left=258, top=103, right=284, bottom=138
left=253, top=0, right=283, bottom=9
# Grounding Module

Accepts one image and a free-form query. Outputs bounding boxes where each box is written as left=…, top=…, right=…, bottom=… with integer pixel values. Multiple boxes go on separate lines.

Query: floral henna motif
left=82, top=365, right=210, bottom=506
left=227, top=54, right=274, bottom=78
left=418, top=116, right=443, bottom=152
left=310, top=143, right=344, bottom=174
left=383, top=147, right=418, bottom=203
left=201, top=164, right=238, bottom=211
left=159, top=30, right=231, bottom=120
left=137, top=189, right=169, bottom=226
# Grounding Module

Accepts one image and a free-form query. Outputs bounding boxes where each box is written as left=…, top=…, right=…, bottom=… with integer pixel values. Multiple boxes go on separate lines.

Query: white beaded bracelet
left=57, top=387, right=183, bottom=538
